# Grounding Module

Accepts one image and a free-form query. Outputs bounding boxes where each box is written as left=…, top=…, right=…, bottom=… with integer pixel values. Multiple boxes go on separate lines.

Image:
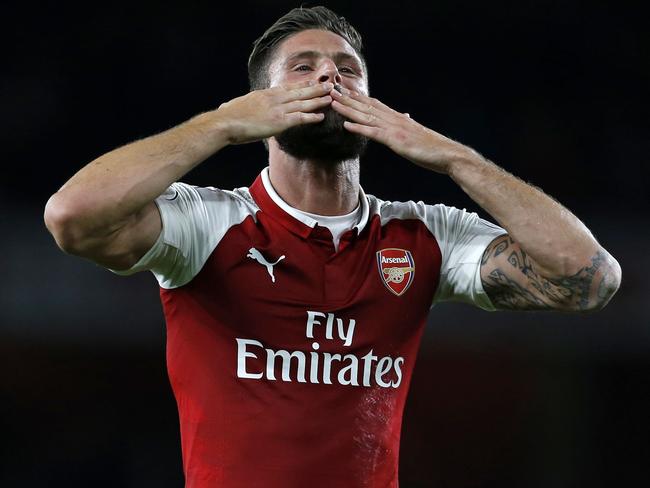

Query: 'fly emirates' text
left=236, top=311, right=404, bottom=388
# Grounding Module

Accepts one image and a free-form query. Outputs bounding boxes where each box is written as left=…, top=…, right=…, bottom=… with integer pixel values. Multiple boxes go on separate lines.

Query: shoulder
left=366, top=193, right=505, bottom=254
left=158, top=182, right=259, bottom=220
left=366, top=193, right=467, bottom=228
left=162, top=181, right=257, bottom=207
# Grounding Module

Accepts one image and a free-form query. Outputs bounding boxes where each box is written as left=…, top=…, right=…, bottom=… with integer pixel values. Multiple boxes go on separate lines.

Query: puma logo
left=247, top=248, right=285, bottom=283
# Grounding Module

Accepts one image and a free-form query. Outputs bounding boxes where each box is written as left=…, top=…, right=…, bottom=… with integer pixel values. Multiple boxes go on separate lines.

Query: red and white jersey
left=115, top=168, right=506, bottom=487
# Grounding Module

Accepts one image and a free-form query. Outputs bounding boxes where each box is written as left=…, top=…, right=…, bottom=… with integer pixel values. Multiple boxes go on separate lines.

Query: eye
left=295, top=64, right=312, bottom=71
left=339, top=66, right=356, bottom=75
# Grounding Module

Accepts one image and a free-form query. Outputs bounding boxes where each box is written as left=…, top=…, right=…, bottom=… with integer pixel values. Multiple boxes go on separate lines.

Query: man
left=44, top=5, right=621, bottom=487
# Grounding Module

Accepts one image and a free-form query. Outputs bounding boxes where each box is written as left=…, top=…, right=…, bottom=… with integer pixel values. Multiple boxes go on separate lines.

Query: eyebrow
left=283, top=50, right=363, bottom=69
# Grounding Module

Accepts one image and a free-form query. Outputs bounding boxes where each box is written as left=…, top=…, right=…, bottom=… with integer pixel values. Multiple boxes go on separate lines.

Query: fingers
left=284, top=94, right=332, bottom=114
left=284, top=111, right=325, bottom=126
left=330, top=88, right=375, bottom=118
left=330, top=96, right=381, bottom=128
left=278, top=81, right=334, bottom=102
left=331, top=88, right=414, bottom=134
left=343, top=121, right=383, bottom=140
left=331, top=94, right=388, bottom=128
left=331, top=98, right=379, bottom=126
left=331, top=88, right=402, bottom=120
left=281, top=79, right=318, bottom=91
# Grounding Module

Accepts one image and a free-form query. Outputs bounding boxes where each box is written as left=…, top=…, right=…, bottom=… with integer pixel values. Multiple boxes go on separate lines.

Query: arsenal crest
left=376, top=248, right=415, bottom=296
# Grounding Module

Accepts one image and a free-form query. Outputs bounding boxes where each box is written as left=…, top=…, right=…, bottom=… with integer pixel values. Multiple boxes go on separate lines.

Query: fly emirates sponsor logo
left=236, top=311, right=404, bottom=388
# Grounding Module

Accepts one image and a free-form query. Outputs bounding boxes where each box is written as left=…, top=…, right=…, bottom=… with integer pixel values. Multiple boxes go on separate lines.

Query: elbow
left=582, top=251, right=623, bottom=313
left=596, top=254, right=622, bottom=310
left=44, top=193, right=93, bottom=256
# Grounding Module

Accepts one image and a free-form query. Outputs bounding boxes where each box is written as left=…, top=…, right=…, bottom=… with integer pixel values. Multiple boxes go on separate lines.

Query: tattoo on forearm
left=483, top=268, right=550, bottom=309
left=480, top=235, right=616, bottom=312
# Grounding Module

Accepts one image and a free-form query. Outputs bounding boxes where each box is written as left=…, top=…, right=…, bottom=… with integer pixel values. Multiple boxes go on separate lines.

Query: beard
left=274, top=107, right=368, bottom=165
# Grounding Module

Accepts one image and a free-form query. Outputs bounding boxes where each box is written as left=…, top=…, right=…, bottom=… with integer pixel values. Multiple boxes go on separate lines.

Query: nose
left=317, top=60, right=342, bottom=85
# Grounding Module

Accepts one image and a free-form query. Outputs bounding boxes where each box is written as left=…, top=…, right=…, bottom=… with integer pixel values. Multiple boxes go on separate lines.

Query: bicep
left=82, top=201, right=162, bottom=271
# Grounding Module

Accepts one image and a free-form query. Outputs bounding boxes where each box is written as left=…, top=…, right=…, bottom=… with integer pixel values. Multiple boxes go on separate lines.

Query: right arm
left=44, top=80, right=334, bottom=270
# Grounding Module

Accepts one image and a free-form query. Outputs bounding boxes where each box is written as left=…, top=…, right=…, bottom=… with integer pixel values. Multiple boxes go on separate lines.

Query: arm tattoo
left=480, top=235, right=616, bottom=312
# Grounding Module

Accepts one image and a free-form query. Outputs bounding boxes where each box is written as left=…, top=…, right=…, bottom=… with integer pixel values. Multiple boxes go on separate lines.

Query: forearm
left=46, top=109, right=228, bottom=239
left=448, top=152, right=621, bottom=311
left=449, top=152, right=602, bottom=275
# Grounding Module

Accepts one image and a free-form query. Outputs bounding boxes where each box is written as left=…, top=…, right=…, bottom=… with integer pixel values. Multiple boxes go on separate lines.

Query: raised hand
left=330, top=87, right=477, bottom=174
left=215, top=80, right=335, bottom=145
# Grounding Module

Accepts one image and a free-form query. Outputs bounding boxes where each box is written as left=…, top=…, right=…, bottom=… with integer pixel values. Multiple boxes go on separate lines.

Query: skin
left=263, top=30, right=369, bottom=216
left=44, top=28, right=621, bottom=311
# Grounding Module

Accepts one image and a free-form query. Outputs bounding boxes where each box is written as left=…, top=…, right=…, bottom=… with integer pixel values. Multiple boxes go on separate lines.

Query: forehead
left=271, top=28, right=363, bottom=67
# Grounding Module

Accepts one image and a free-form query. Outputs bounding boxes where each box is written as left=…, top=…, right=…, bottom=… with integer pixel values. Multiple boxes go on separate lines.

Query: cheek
left=268, top=69, right=307, bottom=88
left=285, top=72, right=309, bottom=83
left=345, top=79, right=368, bottom=96
left=266, top=62, right=286, bottom=88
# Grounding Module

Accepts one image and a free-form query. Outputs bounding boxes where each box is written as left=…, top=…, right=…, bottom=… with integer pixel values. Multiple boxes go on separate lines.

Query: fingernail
left=333, top=83, right=342, bottom=93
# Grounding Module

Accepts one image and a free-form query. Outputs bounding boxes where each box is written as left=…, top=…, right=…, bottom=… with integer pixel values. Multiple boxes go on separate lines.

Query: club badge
left=376, top=248, right=415, bottom=296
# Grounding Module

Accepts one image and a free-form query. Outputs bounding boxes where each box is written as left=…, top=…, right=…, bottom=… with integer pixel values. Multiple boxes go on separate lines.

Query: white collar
left=260, top=167, right=370, bottom=233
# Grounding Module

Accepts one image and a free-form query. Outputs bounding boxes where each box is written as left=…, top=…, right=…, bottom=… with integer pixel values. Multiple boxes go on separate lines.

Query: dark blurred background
left=1, top=0, right=648, bottom=486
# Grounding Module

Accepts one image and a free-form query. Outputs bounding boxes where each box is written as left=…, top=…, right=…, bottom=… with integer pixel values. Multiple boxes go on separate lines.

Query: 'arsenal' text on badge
left=376, top=248, right=415, bottom=296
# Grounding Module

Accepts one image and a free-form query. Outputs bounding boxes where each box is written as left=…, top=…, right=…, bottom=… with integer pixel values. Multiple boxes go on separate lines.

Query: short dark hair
left=247, top=6, right=366, bottom=91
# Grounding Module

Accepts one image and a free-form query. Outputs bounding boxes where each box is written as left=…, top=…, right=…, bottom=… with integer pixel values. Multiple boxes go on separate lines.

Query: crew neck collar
left=248, top=167, right=370, bottom=238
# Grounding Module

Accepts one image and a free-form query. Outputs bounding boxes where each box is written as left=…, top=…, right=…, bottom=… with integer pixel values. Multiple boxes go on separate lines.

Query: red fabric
left=160, top=176, right=442, bottom=487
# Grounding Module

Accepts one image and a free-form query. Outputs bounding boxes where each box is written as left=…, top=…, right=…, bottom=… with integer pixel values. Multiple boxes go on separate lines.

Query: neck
left=267, top=138, right=360, bottom=216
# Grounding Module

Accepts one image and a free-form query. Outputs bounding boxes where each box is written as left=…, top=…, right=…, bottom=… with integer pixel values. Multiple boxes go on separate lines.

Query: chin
left=275, top=110, right=368, bottom=162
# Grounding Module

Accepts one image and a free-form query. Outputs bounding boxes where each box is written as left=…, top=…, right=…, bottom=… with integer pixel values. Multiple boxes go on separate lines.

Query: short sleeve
left=427, top=204, right=507, bottom=310
left=110, top=182, right=256, bottom=289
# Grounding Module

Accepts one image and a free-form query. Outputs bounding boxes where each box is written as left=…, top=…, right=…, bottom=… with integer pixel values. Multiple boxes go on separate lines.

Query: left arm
left=330, top=88, right=621, bottom=312
left=448, top=156, right=621, bottom=312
